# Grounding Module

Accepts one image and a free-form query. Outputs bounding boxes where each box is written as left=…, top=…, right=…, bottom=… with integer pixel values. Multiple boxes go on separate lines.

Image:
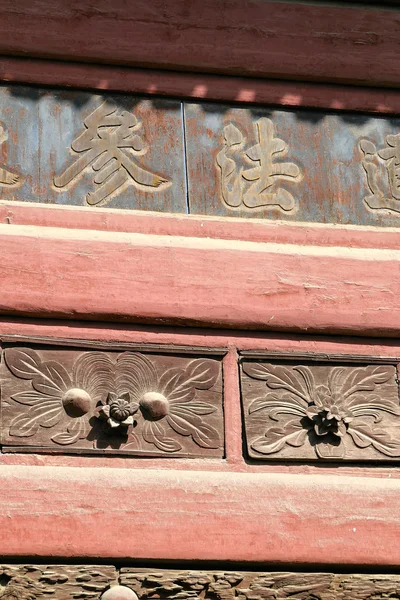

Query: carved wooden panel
left=184, top=103, right=400, bottom=226
left=3, top=567, right=400, bottom=600
left=240, top=358, right=400, bottom=461
left=0, top=86, right=186, bottom=211
left=0, top=565, right=117, bottom=600
left=0, top=346, right=223, bottom=457
left=120, top=568, right=400, bottom=600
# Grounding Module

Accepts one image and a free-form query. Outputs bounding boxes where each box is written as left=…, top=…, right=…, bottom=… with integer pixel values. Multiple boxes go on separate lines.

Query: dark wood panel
left=241, top=358, right=400, bottom=461
left=121, top=569, right=400, bottom=600
left=0, top=1, right=398, bottom=87
left=1, top=345, right=224, bottom=457
left=4, top=566, right=400, bottom=600
left=0, top=564, right=117, bottom=600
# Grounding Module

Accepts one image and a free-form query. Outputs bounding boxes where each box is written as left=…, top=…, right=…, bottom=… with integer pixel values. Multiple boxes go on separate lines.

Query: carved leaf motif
left=9, top=401, right=63, bottom=437
left=347, top=423, right=400, bottom=457
left=52, top=418, right=90, bottom=446
left=251, top=419, right=308, bottom=455
left=143, top=420, right=182, bottom=453
left=341, top=366, right=392, bottom=399
left=160, top=358, right=219, bottom=403
left=349, top=394, right=400, bottom=419
left=5, top=348, right=43, bottom=379
left=10, top=390, right=48, bottom=406
left=249, top=394, right=308, bottom=419
left=167, top=413, right=220, bottom=449
left=243, top=363, right=313, bottom=405
left=73, top=352, right=114, bottom=400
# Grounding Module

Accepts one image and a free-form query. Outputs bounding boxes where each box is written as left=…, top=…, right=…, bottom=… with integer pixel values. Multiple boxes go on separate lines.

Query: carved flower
left=244, top=363, right=400, bottom=459
left=98, top=392, right=137, bottom=428
left=119, top=353, right=221, bottom=453
left=306, top=384, right=354, bottom=438
left=4, top=348, right=136, bottom=446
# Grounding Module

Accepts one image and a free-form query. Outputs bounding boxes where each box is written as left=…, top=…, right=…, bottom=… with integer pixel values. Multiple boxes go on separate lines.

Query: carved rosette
left=241, top=360, right=400, bottom=460
left=1, top=348, right=223, bottom=457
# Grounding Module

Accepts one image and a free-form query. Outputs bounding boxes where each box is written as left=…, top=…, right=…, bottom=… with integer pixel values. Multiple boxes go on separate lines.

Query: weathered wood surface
left=3, top=201, right=400, bottom=250
left=241, top=359, right=400, bottom=461
left=3, top=57, right=400, bottom=115
left=0, top=1, right=398, bottom=88
left=1, top=465, right=400, bottom=564
left=120, top=569, right=400, bottom=600
left=4, top=86, right=400, bottom=224
left=1, top=224, right=400, bottom=336
left=0, top=87, right=185, bottom=211
left=0, top=564, right=117, bottom=600
left=185, top=103, right=400, bottom=225
left=3, top=567, right=400, bottom=600
left=0, top=345, right=223, bottom=456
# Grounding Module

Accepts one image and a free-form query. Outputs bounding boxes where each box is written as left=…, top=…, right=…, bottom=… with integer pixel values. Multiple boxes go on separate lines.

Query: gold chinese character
left=54, top=101, right=170, bottom=206
left=360, top=134, right=400, bottom=213
left=216, top=117, right=301, bottom=211
left=0, top=122, right=22, bottom=187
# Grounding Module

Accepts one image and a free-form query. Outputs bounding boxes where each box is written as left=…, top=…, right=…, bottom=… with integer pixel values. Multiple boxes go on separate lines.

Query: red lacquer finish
left=0, top=1, right=399, bottom=88
left=1, top=464, right=400, bottom=565
left=0, top=222, right=399, bottom=336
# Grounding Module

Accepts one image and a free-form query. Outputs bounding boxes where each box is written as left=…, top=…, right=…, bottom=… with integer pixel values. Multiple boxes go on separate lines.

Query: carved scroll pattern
left=120, top=568, right=400, bottom=600
left=241, top=360, right=400, bottom=460
left=2, top=566, right=400, bottom=600
left=1, top=348, right=223, bottom=457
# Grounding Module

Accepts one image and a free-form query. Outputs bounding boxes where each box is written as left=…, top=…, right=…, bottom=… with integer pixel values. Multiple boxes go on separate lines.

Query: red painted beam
left=0, top=223, right=400, bottom=336
left=1, top=57, right=400, bottom=115
left=0, top=1, right=399, bottom=88
left=1, top=465, right=399, bottom=565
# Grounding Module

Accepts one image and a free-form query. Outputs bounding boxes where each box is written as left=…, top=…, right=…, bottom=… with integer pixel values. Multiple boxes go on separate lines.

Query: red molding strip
left=0, top=1, right=399, bottom=89
left=1, top=464, right=400, bottom=565
left=1, top=57, right=400, bottom=114
left=1, top=223, right=400, bottom=336
left=1, top=202, right=400, bottom=250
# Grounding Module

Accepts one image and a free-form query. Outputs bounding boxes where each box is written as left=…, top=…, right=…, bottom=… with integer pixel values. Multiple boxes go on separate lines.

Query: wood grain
left=0, top=1, right=399, bottom=87
left=120, top=569, right=400, bottom=600
left=0, top=564, right=117, bottom=600
left=2, top=57, right=400, bottom=115
left=0, top=224, right=400, bottom=336
left=1, top=345, right=224, bottom=457
left=1, top=465, right=400, bottom=564
left=4, top=566, right=400, bottom=600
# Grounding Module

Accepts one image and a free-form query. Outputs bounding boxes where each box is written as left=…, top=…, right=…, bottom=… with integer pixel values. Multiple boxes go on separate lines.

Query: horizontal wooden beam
left=1, top=57, right=400, bottom=114
left=0, top=1, right=399, bottom=88
left=2, top=465, right=400, bottom=565
left=0, top=222, right=400, bottom=336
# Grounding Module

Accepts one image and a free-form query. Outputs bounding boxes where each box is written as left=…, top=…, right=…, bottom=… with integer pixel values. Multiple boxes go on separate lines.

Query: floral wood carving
left=1, top=347, right=223, bottom=457
left=241, top=360, right=400, bottom=460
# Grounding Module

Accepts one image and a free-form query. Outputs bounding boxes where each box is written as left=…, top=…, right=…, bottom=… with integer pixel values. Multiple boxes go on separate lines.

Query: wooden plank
left=0, top=1, right=399, bottom=88
left=120, top=569, right=400, bottom=600
left=241, top=358, right=400, bottom=461
left=0, top=344, right=224, bottom=457
left=2, top=201, right=400, bottom=250
left=0, top=86, right=186, bottom=211
left=2, top=57, right=400, bottom=115
left=185, top=103, right=400, bottom=226
left=0, top=224, right=400, bottom=336
left=1, top=464, right=400, bottom=564
left=0, top=565, right=117, bottom=600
